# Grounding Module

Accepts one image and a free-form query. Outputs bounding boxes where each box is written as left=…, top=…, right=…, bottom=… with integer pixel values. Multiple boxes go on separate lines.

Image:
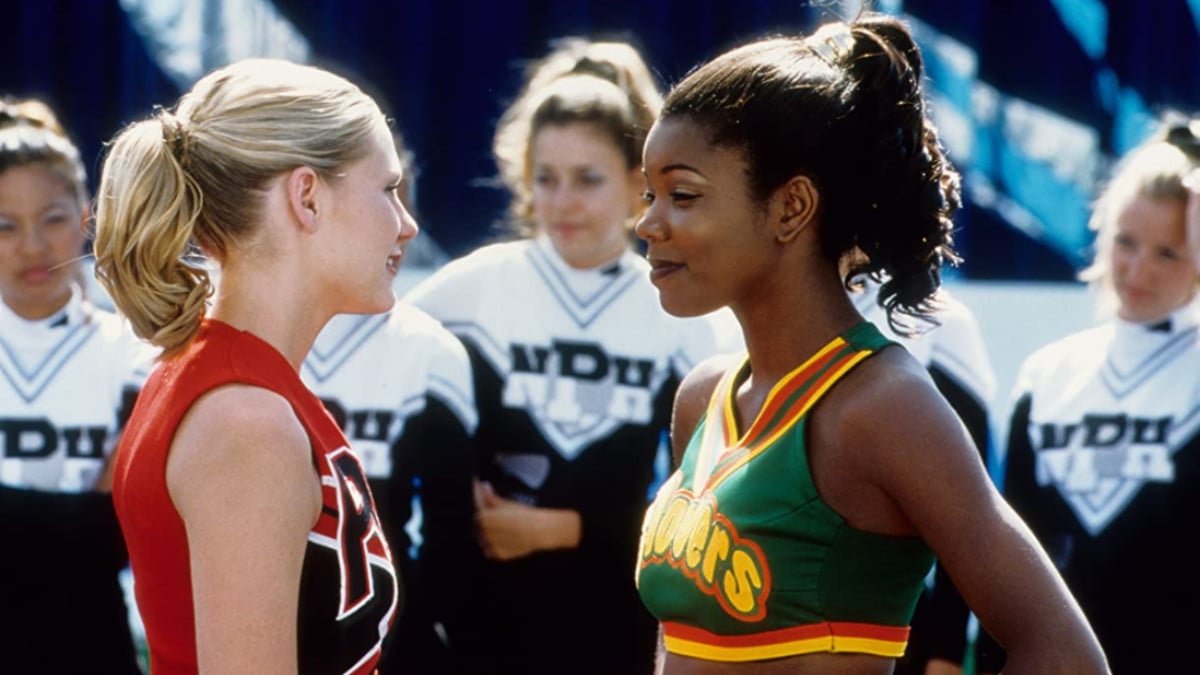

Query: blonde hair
left=1080, top=118, right=1200, bottom=310
left=93, top=58, right=386, bottom=354
left=492, top=38, right=662, bottom=235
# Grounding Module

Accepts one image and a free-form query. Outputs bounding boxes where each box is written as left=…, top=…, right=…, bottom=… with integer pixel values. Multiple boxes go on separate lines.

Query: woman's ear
left=776, top=175, right=819, bottom=244
left=286, top=166, right=321, bottom=232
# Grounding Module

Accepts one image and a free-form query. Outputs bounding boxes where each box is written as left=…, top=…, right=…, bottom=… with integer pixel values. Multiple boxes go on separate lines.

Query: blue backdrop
left=3, top=0, right=1198, bottom=280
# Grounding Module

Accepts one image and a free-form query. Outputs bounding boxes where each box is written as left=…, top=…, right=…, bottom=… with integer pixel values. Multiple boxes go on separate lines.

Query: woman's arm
left=821, top=352, right=1108, bottom=675
left=471, top=480, right=581, bottom=560
left=167, top=384, right=322, bottom=675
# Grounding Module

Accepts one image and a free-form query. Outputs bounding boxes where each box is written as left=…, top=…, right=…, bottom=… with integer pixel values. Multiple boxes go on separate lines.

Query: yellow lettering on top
left=639, top=487, right=771, bottom=622
left=701, top=524, right=731, bottom=586
left=641, top=473, right=682, bottom=559
left=653, top=496, right=688, bottom=557
left=724, top=548, right=764, bottom=615
left=684, top=501, right=713, bottom=571
left=672, top=498, right=706, bottom=561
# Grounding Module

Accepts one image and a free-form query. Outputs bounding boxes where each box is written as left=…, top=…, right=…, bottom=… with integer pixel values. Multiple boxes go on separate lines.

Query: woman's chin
left=658, top=293, right=715, bottom=319
left=343, top=292, right=396, bottom=317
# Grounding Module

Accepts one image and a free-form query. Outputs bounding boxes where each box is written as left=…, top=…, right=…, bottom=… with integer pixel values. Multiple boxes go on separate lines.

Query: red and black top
left=113, top=319, right=399, bottom=675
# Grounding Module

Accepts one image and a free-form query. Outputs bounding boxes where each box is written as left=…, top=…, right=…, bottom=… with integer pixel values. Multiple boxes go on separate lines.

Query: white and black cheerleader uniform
left=978, top=296, right=1200, bottom=674
left=303, top=303, right=477, bottom=674
left=0, top=287, right=154, bottom=674
left=404, top=235, right=740, bottom=675
left=853, top=282, right=998, bottom=673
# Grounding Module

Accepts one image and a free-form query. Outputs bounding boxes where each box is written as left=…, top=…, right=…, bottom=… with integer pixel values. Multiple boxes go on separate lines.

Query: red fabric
left=113, top=319, right=396, bottom=674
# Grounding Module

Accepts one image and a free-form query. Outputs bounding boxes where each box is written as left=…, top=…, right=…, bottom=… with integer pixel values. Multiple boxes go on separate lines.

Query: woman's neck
left=734, top=258, right=863, bottom=387
left=208, top=262, right=330, bottom=370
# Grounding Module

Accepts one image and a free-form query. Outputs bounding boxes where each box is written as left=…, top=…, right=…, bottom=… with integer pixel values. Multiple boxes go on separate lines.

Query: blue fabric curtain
left=2, top=1, right=1197, bottom=280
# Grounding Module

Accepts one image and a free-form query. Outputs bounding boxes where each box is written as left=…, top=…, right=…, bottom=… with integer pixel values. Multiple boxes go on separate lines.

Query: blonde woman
left=93, top=59, right=416, bottom=674
left=978, top=116, right=1200, bottom=675
left=302, top=141, right=480, bottom=675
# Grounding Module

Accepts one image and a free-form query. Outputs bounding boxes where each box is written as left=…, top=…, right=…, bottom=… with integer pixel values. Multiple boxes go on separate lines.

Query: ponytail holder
left=1166, top=119, right=1200, bottom=160
left=0, top=100, right=47, bottom=130
left=809, top=22, right=855, bottom=67
left=0, top=102, right=19, bottom=127
left=159, top=109, right=191, bottom=166
left=571, top=56, right=621, bottom=86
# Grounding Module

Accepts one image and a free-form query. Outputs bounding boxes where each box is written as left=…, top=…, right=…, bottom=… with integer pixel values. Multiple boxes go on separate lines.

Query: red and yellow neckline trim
left=699, top=336, right=873, bottom=491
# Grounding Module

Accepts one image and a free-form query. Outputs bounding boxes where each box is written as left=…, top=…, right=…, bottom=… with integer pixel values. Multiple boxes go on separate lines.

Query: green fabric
left=638, top=321, right=934, bottom=636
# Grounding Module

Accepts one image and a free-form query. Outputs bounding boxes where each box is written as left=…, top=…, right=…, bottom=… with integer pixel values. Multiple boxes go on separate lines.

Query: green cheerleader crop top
left=636, top=322, right=935, bottom=662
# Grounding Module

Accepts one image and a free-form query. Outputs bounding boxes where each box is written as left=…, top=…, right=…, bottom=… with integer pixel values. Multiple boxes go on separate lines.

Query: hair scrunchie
left=159, top=109, right=192, bottom=167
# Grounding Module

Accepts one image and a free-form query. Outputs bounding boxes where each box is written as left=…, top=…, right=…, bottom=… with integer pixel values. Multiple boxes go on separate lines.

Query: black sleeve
left=996, top=394, right=1043, bottom=528
left=396, top=397, right=481, bottom=629
left=574, top=370, right=679, bottom=560
left=996, top=390, right=1077, bottom=564
left=574, top=490, right=654, bottom=562
left=116, top=384, right=141, bottom=431
left=0, top=484, right=140, bottom=673
left=0, top=483, right=128, bottom=575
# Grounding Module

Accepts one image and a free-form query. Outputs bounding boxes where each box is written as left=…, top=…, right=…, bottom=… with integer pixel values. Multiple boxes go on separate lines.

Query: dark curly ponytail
left=659, top=12, right=960, bottom=335
left=834, top=15, right=961, bottom=332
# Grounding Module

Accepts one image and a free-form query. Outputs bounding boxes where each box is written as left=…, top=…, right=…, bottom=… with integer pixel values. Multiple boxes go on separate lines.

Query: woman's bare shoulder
left=167, top=385, right=315, bottom=518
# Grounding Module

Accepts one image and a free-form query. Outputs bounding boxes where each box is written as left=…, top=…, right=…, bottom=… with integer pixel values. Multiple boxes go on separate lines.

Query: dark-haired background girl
left=0, top=98, right=152, bottom=674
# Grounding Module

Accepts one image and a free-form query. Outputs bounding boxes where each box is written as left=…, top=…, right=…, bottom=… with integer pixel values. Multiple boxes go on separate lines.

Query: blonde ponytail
left=91, top=58, right=385, bottom=354
left=93, top=117, right=211, bottom=353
